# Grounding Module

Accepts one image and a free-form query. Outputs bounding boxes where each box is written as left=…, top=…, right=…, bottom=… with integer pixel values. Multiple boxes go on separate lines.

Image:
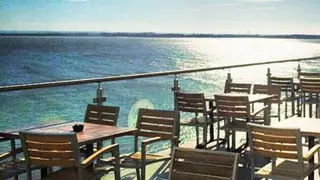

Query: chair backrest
left=84, top=104, right=119, bottom=126
left=169, top=147, right=239, bottom=180
left=215, top=94, right=250, bottom=118
left=269, top=76, right=294, bottom=92
left=225, top=82, right=252, bottom=94
left=19, top=131, right=80, bottom=168
left=247, top=123, right=303, bottom=171
left=136, top=108, right=177, bottom=141
left=299, top=71, right=320, bottom=78
left=253, top=84, right=281, bottom=104
left=175, top=92, right=207, bottom=116
left=299, top=77, right=320, bottom=94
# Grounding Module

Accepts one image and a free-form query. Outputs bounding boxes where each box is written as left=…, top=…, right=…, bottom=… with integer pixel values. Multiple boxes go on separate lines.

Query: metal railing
left=1, top=56, right=320, bottom=93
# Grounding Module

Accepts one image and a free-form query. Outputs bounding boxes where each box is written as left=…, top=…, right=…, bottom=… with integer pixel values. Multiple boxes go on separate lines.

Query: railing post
left=224, top=72, right=233, bottom=93
left=172, top=75, right=181, bottom=140
left=297, top=62, right=301, bottom=78
left=93, top=82, right=106, bottom=106
left=267, top=68, right=271, bottom=86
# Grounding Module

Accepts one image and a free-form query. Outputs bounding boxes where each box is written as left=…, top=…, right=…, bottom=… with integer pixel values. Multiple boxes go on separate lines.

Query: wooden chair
left=83, top=104, right=119, bottom=150
left=175, top=91, right=215, bottom=149
left=101, top=108, right=179, bottom=180
left=225, top=82, right=252, bottom=94
left=299, top=77, right=320, bottom=118
left=214, top=94, right=268, bottom=151
left=247, top=123, right=320, bottom=180
left=169, top=147, right=239, bottom=180
left=84, top=104, right=119, bottom=126
left=299, top=71, right=320, bottom=78
left=253, top=84, right=281, bottom=121
left=269, top=76, right=300, bottom=118
left=19, top=131, right=120, bottom=180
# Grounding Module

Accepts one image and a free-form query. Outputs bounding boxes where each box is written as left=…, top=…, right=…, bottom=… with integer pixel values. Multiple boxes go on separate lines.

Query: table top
left=0, top=122, right=135, bottom=146
left=204, top=93, right=274, bottom=103
left=273, top=117, right=320, bottom=137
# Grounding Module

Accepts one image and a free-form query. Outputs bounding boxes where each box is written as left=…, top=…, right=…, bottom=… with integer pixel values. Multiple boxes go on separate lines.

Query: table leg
left=209, top=101, right=214, bottom=142
left=308, top=136, right=315, bottom=180
left=264, top=99, right=271, bottom=125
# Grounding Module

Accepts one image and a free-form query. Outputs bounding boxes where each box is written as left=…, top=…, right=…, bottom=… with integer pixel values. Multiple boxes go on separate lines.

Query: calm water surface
left=1, top=37, right=320, bottom=152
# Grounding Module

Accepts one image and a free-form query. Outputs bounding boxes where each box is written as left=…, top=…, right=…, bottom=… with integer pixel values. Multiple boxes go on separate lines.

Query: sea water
left=1, top=36, right=320, bottom=153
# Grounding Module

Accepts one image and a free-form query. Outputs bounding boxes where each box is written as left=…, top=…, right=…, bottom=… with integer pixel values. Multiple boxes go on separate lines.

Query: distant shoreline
left=1, top=31, right=320, bottom=39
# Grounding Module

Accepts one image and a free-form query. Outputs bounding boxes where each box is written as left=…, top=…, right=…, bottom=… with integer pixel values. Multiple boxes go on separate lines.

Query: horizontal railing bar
left=1, top=56, right=319, bottom=92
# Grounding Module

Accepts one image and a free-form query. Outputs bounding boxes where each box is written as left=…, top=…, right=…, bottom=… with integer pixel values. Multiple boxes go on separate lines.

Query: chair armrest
left=81, top=143, right=119, bottom=168
left=142, top=137, right=162, bottom=146
left=303, top=144, right=320, bottom=161
left=251, top=105, right=269, bottom=117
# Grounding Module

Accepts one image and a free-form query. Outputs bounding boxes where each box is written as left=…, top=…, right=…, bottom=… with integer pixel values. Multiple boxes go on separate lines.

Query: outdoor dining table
left=204, top=93, right=274, bottom=143
left=0, top=121, right=135, bottom=177
left=273, top=117, right=320, bottom=180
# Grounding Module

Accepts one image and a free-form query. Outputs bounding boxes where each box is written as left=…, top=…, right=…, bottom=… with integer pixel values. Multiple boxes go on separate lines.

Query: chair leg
left=195, top=126, right=200, bottom=146
left=136, top=168, right=140, bottom=180
left=285, top=101, right=288, bottom=118
left=203, top=126, right=207, bottom=149
left=141, top=165, right=146, bottom=180
left=278, top=103, right=281, bottom=122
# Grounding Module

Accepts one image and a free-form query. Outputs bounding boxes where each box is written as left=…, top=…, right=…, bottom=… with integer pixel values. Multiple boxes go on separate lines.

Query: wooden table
left=205, top=93, right=274, bottom=143
left=273, top=117, right=320, bottom=180
left=0, top=121, right=135, bottom=177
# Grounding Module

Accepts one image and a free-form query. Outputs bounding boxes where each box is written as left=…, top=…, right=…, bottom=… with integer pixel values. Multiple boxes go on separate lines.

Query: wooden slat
left=178, top=106, right=204, bottom=113
left=30, top=158, right=75, bottom=167
left=174, top=148, right=235, bottom=166
left=254, top=147, right=298, bottom=159
left=171, top=170, right=230, bottom=180
left=252, top=133, right=296, bottom=143
left=140, top=117, right=174, bottom=126
left=139, top=123, right=173, bottom=133
left=26, top=141, right=72, bottom=151
left=137, top=131, right=174, bottom=140
left=253, top=140, right=297, bottom=151
left=25, top=135, right=71, bottom=143
left=174, top=161, right=233, bottom=178
left=215, top=95, right=248, bottom=102
left=85, top=119, right=114, bottom=125
left=176, top=92, right=204, bottom=99
left=86, top=112, right=116, bottom=121
left=139, top=109, right=175, bottom=118
left=251, top=126, right=297, bottom=136
left=219, top=106, right=247, bottom=112
left=29, top=150, right=74, bottom=159
left=218, top=111, right=248, bottom=117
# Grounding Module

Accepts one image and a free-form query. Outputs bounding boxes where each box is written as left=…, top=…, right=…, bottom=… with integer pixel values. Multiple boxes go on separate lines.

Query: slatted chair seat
left=39, top=167, right=97, bottom=180
left=180, top=116, right=214, bottom=126
left=100, top=108, right=178, bottom=180
left=256, top=159, right=319, bottom=180
left=169, top=147, right=239, bottom=180
left=0, top=159, right=39, bottom=179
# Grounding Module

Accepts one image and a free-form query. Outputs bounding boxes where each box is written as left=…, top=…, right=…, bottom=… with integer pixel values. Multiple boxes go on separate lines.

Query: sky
left=0, top=0, right=320, bottom=35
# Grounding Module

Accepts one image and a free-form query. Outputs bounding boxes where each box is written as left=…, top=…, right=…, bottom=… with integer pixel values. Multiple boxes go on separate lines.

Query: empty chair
left=101, top=108, right=178, bottom=180
left=299, top=71, right=320, bottom=78
left=269, top=76, right=300, bottom=118
left=169, top=147, right=239, bottom=180
left=253, top=84, right=281, bottom=121
left=175, top=91, right=215, bottom=149
left=247, top=123, right=320, bottom=180
left=84, top=104, right=119, bottom=126
left=299, top=77, right=320, bottom=117
left=84, top=104, right=120, bottom=149
left=215, top=94, right=268, bottom=151
left=19, top=131, right=120, bottom=180
left=225, top=82, right=252, bottom=94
